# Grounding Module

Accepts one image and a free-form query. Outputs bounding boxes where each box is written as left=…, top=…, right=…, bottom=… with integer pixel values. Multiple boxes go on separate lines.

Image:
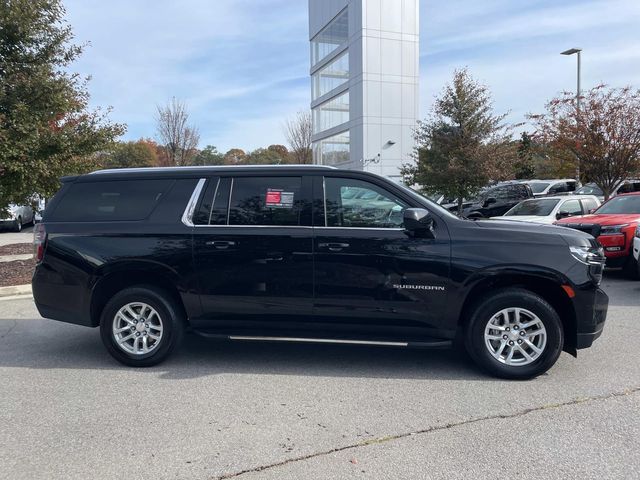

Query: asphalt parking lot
left=0, top=274, right=638, bottom=480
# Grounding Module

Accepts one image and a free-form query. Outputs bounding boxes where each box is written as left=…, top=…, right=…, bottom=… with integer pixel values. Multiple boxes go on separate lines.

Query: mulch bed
left=0, top=259, right=35, bottom=288
left=0, top=243, right=33, bottom=256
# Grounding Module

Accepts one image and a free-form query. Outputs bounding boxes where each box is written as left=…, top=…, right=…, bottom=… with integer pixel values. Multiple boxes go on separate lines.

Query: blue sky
left=65, top=0, right=640, bottom=152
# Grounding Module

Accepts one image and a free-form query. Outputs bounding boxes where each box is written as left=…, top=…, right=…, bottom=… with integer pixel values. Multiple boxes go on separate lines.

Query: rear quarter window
left=48, top=179, right=174, bottom=222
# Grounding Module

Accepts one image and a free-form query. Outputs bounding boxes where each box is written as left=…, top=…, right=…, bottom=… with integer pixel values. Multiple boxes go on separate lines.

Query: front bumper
left=574, top=287, right=609, bottom=349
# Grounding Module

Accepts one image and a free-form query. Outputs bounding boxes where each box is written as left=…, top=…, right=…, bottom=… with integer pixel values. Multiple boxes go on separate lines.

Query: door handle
left=318, top=242, right=350, bottom=252
left=206, top=240, right=236, bottom=249
left=266, top=251, right=284, bottom=262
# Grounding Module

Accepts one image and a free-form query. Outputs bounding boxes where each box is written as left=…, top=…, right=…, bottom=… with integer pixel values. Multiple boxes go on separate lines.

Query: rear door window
left=228, top=177, right=309, bottom=226
left=193, top=178, right=231, bottom=225
left=49, top=179, right=173, bottom=222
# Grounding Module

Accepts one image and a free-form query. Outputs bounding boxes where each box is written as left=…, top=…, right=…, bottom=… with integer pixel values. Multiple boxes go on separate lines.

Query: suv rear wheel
left=100, top=286, right=184, bottom=367
left=465, top=288, right=564, bottom=379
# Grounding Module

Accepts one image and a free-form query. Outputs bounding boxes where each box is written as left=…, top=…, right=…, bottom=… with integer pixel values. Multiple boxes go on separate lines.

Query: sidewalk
left=0, top=230, right=33, bottom=247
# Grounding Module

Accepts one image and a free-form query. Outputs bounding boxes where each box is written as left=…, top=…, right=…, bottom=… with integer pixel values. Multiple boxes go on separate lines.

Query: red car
left=556, top=192, right=640, bottom=278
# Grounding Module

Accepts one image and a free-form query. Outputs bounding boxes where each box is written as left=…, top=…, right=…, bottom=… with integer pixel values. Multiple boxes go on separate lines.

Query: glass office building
left=309, top=0, right=419, bottom=179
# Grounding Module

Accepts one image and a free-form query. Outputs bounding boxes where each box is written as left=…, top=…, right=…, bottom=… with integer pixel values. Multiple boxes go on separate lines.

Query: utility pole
left=561, top=48, right=583, bottom=182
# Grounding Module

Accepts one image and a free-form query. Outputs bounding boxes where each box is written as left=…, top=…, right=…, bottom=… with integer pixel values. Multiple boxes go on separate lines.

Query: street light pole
left=561, top=48, right=583, bottom=182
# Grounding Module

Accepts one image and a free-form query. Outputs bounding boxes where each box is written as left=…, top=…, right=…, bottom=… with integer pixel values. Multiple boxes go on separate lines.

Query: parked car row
left=489, top=190, right=640, bottom=279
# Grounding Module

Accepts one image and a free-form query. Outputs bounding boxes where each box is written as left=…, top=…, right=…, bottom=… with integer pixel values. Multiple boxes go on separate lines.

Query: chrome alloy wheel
left=112, top=302, right=164, bottom=355
left=484, top=307, right=547, bottom=366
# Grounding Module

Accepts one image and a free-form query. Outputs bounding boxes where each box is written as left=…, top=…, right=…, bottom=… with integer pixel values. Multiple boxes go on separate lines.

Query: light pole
left=561, top=48, right=582, bottom=181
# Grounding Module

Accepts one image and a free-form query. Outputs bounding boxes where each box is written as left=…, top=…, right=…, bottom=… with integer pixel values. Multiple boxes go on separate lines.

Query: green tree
left=514, top=132, right=536, bottom=179
left=100, top=140, right=158, bottom=169
left=192, top=145, right=224, bottom=166
left=401, top=69, right=514, bottom=214
left=0, top=0, right=125, bottom=212
left=246, top=148, right=283, bottom=165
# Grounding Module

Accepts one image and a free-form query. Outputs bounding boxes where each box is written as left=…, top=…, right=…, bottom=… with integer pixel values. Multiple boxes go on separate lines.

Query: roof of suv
left=64, top=165, right=342, bottom=182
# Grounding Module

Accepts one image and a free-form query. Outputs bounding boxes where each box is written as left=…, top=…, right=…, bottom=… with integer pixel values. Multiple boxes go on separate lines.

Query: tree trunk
left=457, top=197, right=464, bottom=216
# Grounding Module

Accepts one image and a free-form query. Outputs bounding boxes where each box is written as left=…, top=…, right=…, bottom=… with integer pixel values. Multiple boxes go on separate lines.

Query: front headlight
left=569, top=245, right=606, bottom=265
left=635, top=225, right=640, bottom=238
left=600, top=224, right=628, bottom=235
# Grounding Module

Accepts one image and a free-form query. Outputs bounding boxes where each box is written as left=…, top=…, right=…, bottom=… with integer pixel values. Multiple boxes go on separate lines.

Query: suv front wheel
left=465, top=288, right=564, bottom=379
left=100, top=286, right=185, bottom=367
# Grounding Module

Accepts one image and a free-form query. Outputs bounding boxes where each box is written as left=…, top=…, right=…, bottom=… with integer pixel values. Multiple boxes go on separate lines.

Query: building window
left=311, top=8, right=348, bottom=67
left=312, top=51, right=349, bottom=100
left=316, top=131, right=350, bottom=166
left=313, top=91, right=349, bottom=134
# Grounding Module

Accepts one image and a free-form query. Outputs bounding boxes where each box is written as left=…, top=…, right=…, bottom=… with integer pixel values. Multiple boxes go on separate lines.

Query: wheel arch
left=458, top=270, right=578, bottom=355
left=89, top=264, right=188, bottom=328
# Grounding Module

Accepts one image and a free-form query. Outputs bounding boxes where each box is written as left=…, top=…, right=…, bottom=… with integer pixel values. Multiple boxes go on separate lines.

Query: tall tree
left=0, top=0, right=125, bottom=212
left=401, top=69, right=514, bottom=214
left=284, top=111, right=313, bottom=164
left=224, top=148, right=247, bottom=165
left=193, top=145, right=224, bottom=166
left=155, top=98, right=200, bottom=166
left=530, top=84, right=640, bottom=199
left=100, top=140, right=158, bottom=169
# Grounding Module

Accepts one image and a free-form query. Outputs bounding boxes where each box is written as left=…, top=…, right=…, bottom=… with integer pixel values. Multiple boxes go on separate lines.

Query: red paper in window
left=266, top=191, right=281, bottom=205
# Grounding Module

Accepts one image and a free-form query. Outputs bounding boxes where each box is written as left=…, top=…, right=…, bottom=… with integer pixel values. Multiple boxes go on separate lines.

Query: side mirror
left=483, top=197, right=497, bottom=207
left=556, top=211, right=570, bottom=220
left=404, top=208, right=435, bottom=238
left=588, top=208, right=596, bottom=214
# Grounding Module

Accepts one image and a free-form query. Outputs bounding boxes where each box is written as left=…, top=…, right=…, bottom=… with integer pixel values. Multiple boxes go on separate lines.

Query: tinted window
left=558, top=199, right=582, bottom=216
left=50, top=179, right=173, bottom=222
left=325, top=177, right=408, bottom=228
left=617, top=182, right=640, bottom=194
left=229, top=177, right=306, bottom=226
left=506, top=199, right=559, bottom=216
left=549, top=182, right=567, bottom=194
left=529, top=182, right=550, bottom=194
left=193, top=178, right=231, bottom=226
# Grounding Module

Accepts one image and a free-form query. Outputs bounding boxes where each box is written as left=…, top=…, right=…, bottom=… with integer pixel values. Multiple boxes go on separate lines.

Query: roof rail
left=90, top=165, right=338, bottom=175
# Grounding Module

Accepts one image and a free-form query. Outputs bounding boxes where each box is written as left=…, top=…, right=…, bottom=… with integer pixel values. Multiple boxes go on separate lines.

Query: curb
left=0, top=284, right=32, bottom=299
left=0, top=254, right=33, bottom=263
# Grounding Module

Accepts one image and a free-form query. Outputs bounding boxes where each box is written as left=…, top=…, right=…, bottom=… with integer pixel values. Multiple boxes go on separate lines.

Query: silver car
left=1, top=204, right=35, bottom=232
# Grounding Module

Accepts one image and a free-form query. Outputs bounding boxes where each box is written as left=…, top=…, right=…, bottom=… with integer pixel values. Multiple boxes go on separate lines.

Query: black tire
left=623, top=255, right=640, bottom=280
left=13, top=217, right=22, bottom=232
left=100, top=286, right=185, bottom=367
left=464, top=288, right=564, bottom=380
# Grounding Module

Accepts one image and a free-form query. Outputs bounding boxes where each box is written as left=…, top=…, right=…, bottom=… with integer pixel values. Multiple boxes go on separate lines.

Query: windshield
left=528, top=182, right=550, bottom=194
left=576, top=184, right=603, bottom=196
left=505, top=198, right=559, bottom=216
left=596, top=195, right=640, bottom=214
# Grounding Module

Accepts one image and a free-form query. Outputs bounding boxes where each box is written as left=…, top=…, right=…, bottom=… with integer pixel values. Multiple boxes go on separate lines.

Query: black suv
left=462, top=182, right=533, bottom=218
left=32, top=166, right=608, bottom=379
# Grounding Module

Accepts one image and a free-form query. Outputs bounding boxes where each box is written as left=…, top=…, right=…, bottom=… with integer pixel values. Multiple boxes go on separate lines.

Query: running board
left=192, top=332, right=452, bottom=349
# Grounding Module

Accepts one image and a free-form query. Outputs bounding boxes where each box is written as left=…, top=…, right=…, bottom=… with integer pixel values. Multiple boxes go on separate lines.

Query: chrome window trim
left=208, top=178, right=221, bottom=225
left=322, top=176, right=328, bottom=227
left=181, top=178, right=207, bottom=227
left=227, top=178, right=234, bottom=225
